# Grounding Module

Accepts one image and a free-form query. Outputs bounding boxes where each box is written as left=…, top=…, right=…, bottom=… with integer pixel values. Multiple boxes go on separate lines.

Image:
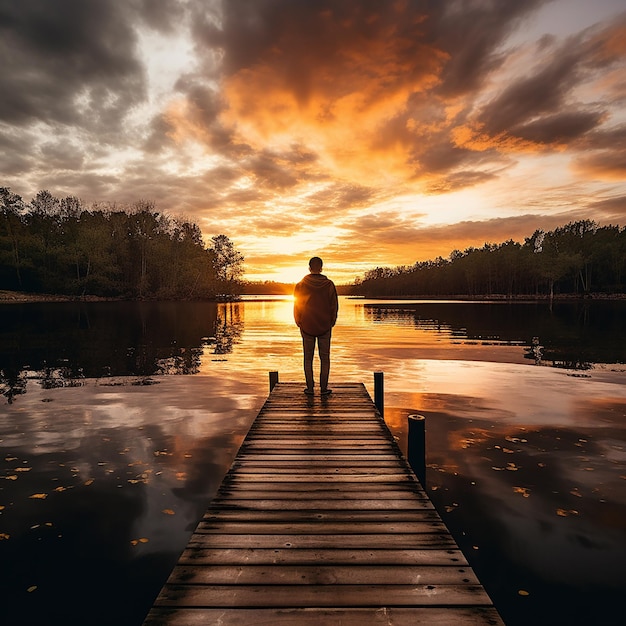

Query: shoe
left=321, top=388, right=332, bottom=396
left=304, top=388, right=314, bottom=395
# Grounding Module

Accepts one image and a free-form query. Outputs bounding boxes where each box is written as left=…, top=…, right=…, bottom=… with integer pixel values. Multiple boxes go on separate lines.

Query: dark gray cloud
left=0, top=0, right=187, bottom=137
left=588, top=195, right=626, bottom=219
left=475, top=15, right=626, bottom=147
left=432, top=0, right=548, bottom=96
left=477, top=47, right=584, bottom=136
left=510, top=110, right=605, bottom=145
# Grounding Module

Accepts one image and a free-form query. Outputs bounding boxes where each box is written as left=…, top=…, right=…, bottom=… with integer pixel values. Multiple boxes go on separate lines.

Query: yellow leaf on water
left=0, top=533, right=10, bottom=540
left=54, top=486, right=66, bottom=492
left=84, top=479, right=94, bottom=486
left=27, top=586, right=37, bottom=593
left=29, top=493, right=47, bottom=499
left=139, top=537, right=149, bottom=543
left=0, top=505, right=5, bottom=510
left=15, top=467, right=31, bottom=472
left=3, top=475, right=18, bottom=481
left=162, top=509, right=175, bottom=515
left=518, top=590, right=530, bottom=596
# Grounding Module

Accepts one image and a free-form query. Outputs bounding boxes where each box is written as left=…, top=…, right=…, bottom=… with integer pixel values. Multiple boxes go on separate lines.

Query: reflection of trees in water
left=0, top=368, right=27, bottom=404
left=39, top=365, right=85, bottom=389
left=366, top=302, right=625, bottom=367
left=0, top=302, right=225, bottom=399
left=155, top=347, right=204, bottom=375
left=211, top=303, right=244, bottom=355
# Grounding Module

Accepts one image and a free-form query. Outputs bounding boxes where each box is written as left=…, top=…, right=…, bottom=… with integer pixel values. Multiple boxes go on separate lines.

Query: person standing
left=293, top=256, right=338, bottom=396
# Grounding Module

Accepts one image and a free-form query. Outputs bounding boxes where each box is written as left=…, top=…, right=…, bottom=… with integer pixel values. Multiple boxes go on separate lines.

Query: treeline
left=352, top=220, right=626, bottom=298
left=0, top=188, right=244, bottom=299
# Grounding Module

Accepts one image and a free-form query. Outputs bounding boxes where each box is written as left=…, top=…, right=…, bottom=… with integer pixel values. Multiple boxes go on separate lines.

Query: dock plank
left=143, top=382, right=503, bottom=625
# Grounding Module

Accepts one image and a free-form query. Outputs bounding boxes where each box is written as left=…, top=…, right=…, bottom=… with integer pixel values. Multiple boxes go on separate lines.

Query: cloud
left=588, top=195, right=626, bottom=219
left=1, top=1, right=625, bottom=282
left=433, top=0, right=548, bottom=96
left=0, top=0, right=155, bottom=130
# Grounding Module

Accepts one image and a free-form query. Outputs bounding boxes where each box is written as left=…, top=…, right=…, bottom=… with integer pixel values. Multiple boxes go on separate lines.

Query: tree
left=0, top=187, right=27, bottom=289
left=210, top=234, right=244, bottom=297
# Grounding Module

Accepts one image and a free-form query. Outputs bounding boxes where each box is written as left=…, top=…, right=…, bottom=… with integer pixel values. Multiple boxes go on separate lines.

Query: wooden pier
left=143, top=382, right=504, bottom=625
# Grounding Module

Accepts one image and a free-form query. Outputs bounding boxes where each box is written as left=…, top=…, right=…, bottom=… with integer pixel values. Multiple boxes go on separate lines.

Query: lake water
left=1, top=297, right=625, bottom=625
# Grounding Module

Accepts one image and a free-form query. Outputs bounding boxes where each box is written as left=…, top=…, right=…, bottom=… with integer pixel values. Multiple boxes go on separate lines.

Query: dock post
left=269, top=371, right=279, bottom=391
left=408, top=414, right=426, bottom=486
left=374, top=371, right=384, bottom=417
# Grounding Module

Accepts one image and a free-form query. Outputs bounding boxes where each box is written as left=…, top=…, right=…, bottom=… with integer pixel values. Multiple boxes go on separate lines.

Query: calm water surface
left=1, top=297, right=625, bottom=625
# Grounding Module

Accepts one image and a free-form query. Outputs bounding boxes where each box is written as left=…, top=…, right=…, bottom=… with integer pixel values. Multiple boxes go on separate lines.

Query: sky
left=1, top=0, right=625, bottom=284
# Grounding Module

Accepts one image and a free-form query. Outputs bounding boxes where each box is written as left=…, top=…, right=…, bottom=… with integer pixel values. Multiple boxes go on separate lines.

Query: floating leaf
left=2, top=475, right=18, bottom=481
left=29, top=493, right=48, bottom=499
left=518, top=589, right=530, bottom=596
left=15, top=467, right=32, bottom=472
left=84, top=479, right=94, bottom=486
left=162, top=509, right=175, bottom=515
left=131, top=537, right=150, bottom=546
left=27, top=586, right=37, bottom=593
left=556, top=509, right=579, bottom=517
left=53, top=486, right=66, bottom=492
left=0, top=533, right=10, bottom=540
left=0, top=505, right=5, bottom=510
left=513, top=487, right=530, bottom=498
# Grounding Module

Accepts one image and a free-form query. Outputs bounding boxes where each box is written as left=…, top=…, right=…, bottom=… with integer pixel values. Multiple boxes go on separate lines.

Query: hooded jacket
left=293, top=273, right=338, bottom=336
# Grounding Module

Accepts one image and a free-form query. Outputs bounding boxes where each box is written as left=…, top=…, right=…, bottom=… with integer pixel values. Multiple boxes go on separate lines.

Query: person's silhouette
left=293, top=257, right=338, bottom=396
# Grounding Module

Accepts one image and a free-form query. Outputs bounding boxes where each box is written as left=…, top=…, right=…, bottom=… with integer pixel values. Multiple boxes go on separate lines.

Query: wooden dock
left=143, top=382, right=504, bottom=625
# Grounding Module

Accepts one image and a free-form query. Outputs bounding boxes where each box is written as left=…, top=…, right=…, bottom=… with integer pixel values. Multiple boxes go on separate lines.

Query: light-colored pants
left=300, top=329, right=332, bottom=391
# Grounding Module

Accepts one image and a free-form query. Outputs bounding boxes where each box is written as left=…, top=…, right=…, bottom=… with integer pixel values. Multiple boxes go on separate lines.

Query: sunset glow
left=1, top=1, right=625, bottom=284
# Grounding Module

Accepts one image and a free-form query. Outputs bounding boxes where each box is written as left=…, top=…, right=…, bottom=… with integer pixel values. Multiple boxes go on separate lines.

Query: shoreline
left=2, top=289, right=625, bottom=303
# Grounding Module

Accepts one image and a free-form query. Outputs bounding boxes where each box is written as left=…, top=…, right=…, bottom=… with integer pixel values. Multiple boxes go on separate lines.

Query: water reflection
left=0, top=376, right=262, bottom=625
left=385, top=360, right=626, bottom=626
left=0, top=302, right=244, bottom=401
left=363, top=300, right=626, bottom=368
left=1, top=297, right=625, bottom=625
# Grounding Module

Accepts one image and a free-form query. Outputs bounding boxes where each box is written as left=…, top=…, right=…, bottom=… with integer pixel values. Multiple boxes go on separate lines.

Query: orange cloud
left=210, top=2, right=452, bottom=187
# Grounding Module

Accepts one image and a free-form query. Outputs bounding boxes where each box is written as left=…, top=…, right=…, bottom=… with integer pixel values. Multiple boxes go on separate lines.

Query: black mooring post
left=374, top=371, right=384, bottom=417
left=269, top=371, right=279, bottom=392
left=408, top=414, right=426, bottom=487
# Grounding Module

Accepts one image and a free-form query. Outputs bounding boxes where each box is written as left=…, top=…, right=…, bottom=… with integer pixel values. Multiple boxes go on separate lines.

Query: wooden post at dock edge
left=269, top=371, right=279, bottom=391
left=408, top=414, right=426, bottom=487
left=374, top=371, right=384, bottom=417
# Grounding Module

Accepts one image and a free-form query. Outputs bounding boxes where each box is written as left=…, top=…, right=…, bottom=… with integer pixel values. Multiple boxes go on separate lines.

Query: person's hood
left=301, top=273, right=331, bottom=289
